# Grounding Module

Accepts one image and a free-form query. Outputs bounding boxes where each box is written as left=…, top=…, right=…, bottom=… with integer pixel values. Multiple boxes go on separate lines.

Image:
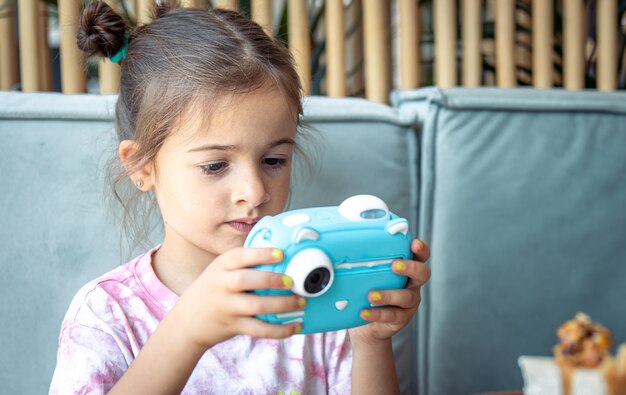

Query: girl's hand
left=173, top=247, right=304, bottom=350
left=348, top=239, right=431, bottom=345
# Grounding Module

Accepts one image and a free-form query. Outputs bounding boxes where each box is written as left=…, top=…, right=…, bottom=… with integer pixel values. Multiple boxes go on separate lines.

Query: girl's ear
left=118, top=140, right=155, bottom=191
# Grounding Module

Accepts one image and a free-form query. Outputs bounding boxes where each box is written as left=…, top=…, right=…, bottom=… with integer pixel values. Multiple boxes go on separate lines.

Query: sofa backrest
left=5, top=87, right=626, bottom=395
left=394, top=87, right=626, bottom=395
left=0, top=92, right=419, bottom=394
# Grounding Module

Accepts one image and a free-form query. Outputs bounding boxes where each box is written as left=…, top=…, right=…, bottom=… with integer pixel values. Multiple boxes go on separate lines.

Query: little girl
left=50, top=1, right=431, bottom=394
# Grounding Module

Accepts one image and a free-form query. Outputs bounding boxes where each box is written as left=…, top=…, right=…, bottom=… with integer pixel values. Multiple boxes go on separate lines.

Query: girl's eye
left=263, top=157, right=288, bottom=169
left=200, top=162, right=228, bottom=175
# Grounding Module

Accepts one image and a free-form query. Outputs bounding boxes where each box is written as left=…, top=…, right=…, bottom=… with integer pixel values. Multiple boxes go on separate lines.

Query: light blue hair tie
left=109, top=35, right=129, bottom=63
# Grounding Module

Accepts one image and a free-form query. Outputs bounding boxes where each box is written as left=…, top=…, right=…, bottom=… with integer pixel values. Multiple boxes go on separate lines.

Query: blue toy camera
left=244, top=195, right=412, bottom=334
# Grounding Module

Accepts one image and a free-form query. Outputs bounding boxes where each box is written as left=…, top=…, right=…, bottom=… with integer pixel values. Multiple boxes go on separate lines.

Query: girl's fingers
left=360, top=306, right=406, bottom=325
left=392, top=259, right=431, bottom=286
left=219, top=247, right=284, bottom=270
left=411, top=239, right=430, bottom=263
left=230, top=293, right=307, bottom=317
left=234, top=316, right=302, bottom=339
left=361, top=258, right=429, bottom=320
left=368, top=288, right=420, bottom=309
left=224, top=269, right=294, bottom=292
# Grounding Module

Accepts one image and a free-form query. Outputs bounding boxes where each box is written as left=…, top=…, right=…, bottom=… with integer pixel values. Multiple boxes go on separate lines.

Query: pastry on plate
left=519, top=313, right=625, bottom=395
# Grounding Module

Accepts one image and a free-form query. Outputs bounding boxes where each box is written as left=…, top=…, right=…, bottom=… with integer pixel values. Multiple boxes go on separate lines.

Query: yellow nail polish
left=272, top=249, right=284, bottom=261
left=282, top=275, right=293, bottom=288
left=298, top=297, right=307, bottom=308
left=295, top=323, right=303, bottom=334
left=371, top=291, right=382, bottom=302
left=396, top=260, right=406, bottom=272
left=362, top=309, right=371, bottom=319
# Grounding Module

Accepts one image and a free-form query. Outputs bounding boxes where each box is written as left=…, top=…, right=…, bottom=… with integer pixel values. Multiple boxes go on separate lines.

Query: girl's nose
left=232, top=168, right=270, bottom=207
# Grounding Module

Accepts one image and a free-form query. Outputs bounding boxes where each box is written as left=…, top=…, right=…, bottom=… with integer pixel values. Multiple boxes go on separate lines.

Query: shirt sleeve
left=49, top=323, right=129, bottom=395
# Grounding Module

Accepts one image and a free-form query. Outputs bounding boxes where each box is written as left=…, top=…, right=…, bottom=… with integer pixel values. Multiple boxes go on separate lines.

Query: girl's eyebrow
left=269, top=138, right=296, bottom=148
left=188, top=144, right=237, bottom=152
left=188, top=138, right=295, bottom=153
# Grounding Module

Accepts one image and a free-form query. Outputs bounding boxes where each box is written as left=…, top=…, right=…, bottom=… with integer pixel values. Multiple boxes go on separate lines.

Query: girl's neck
left=151, top=242, right=215, bottom=296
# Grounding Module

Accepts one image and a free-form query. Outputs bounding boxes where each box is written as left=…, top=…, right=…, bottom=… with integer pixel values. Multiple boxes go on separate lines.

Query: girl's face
left=149, top=87, right=298, bottom=264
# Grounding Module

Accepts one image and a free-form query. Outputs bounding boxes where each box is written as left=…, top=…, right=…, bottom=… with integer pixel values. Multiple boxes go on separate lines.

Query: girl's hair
left=77, top=1, right=304, bottom=253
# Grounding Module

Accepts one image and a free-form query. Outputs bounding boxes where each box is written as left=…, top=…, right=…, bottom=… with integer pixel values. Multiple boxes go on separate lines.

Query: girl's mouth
left=227, top=219, right=259, bottom=233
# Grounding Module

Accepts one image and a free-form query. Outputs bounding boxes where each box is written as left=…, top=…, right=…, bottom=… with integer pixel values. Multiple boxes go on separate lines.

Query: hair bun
left=77, top=0, right=127, bottom=58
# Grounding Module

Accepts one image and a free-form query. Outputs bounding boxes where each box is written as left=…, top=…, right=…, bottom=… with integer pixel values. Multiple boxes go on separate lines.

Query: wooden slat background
left=1, top=0, right=622, bottom=102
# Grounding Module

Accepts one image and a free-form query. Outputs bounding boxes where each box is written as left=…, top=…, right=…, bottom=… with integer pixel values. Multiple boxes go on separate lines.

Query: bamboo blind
left=495, top=0, right=515, bottom=87
left=252, top=0, right=273, bottom=36
left=597, top=0, right=617, bottom=91
left=216, top=0, right=237, bottom=11
left=398, top=0, right=420, bottom=89
left=1, top=0, right=622, bottom=99
left=99, top=0, right=121, bottom=94
left=563, top=0, right=585, bottom=90
left=136, top=0, right=154, bottom=25
left=17, top=0, right=39, bottom=92
left=326, top=0, right=346, bottom=96
left=58, top=0, right=86, bottom=93
left=288, top=0, right=311, bottom=95
left=0, top=1, right=18, bottom=90
left=532, top=0, right=552, bottom=88
left=434, top=0, right=457, bottom=88
left=462, top=0, right=482, bottom=87
left=363, top=0, right=391, bottom=103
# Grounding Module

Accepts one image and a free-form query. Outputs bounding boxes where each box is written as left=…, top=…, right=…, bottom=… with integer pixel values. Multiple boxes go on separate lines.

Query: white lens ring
left=284, top=248, right=334, bottom=297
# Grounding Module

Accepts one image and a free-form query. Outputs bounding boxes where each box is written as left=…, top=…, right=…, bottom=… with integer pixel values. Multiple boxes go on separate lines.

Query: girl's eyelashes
left=198, top=156, right=290, bottom=176
left=262, top=157, right=288, bottom=170
left=200, top=161, right=228, bottom=175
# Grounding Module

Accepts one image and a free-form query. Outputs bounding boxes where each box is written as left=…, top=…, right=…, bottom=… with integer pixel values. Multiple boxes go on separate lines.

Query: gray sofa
left=1, top=88, right=626, bottom=395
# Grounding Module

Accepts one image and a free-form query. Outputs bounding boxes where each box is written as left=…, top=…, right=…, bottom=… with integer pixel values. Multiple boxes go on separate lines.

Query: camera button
left=338, top=195, right=389, bottom=222
left=386, top=220, right=409, bottom=235
left=293, top=228, right=320, bottom=244
left=282, top=213, right=310, bottom=227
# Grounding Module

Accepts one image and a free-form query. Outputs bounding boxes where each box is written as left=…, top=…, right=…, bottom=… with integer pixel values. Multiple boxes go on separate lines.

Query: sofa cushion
left=393, top=87, right=626, bottom=395
left=0, top=92, right=419, bottom=394
left=0, top=93, right=120, bottom=395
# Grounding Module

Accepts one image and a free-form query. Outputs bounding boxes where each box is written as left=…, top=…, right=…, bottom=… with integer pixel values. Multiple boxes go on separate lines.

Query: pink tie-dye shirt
left=50, top=247, right=353, bottom=394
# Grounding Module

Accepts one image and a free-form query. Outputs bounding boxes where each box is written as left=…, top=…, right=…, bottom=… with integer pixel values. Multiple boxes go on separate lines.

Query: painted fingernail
left=272, top=249, right=284, bottom=261
left=298, top=297, right=307, bottom=308
left=371, top=291, right=382, bottom=302
left=362, top=309, right=371, bottom=319
left=416, top=240, right=425, bottom=252
left=294, top=323, right=303, bottom=334
left=396, top=260, right=406, bottom=272
left=282, top=275, right=293, bottom=288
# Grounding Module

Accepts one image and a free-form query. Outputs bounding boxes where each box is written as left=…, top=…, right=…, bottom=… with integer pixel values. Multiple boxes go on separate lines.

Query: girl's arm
left=349, top=239, right=431, bottom=395
left=109, top=247, right=302, bottom=394
left=350, top=337, right=400, bottom=395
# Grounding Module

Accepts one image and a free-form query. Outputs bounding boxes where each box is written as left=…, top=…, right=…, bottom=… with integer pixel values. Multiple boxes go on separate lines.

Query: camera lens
left=304, top=267, right=331, bottom=294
